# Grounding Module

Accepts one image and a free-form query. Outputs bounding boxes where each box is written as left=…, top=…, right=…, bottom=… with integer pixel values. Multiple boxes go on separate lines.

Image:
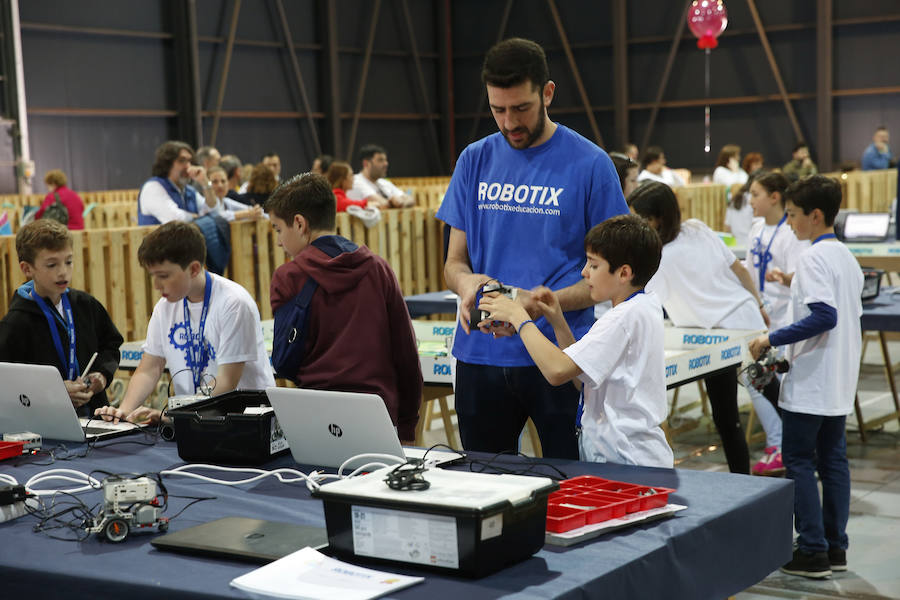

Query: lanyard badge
left=32, top=290, right=80, bottom=380
left=183, top=271, right=213, bottom=393
left=751, top=214, right=786, bottom=292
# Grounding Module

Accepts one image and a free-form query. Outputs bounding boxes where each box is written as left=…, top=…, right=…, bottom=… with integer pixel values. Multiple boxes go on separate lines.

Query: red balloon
left=688, top=0, right=728, bottom=50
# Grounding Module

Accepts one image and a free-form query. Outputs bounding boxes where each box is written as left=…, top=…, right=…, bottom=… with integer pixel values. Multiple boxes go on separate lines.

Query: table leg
left=879, top=331, right=900, bottom=427
left=854, top=394, right=867, bottom=443
left=436, top=396, right=457, bottom=449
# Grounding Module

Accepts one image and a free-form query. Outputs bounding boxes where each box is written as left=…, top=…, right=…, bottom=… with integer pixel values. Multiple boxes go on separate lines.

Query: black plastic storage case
left=312, top=466, right=558, bottom=578
left=167, top=390, right=288, bottom=465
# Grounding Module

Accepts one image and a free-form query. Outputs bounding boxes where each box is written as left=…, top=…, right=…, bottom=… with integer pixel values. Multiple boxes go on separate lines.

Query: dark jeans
left=782, top=410, right=850, bottom=554
left=455, top=361, right=579, bottom=460
left=703, top=367, right=750, bottom=474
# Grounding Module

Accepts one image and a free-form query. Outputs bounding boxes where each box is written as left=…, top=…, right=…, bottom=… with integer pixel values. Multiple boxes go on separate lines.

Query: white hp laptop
left=0, top=362, right=143, bottom=442
left=265, top=387, right=462, bottom=470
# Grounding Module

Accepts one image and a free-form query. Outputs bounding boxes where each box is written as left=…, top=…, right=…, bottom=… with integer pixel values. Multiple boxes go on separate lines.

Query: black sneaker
left=828, top=547, right=847, bottom=572
left=781, top=548, right=832, bottom=579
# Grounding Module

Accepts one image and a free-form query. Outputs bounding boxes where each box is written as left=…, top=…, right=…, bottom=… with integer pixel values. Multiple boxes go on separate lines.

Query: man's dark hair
left=641, top=146, right=664, bottom=170
left=137, top=221, right=206, bottom=268
left=151, top=141, right=193, bottom=178
left=358, top=144, right=386, bottom=167
left=266, top=173, right=336, bottom=231
left=220, top=156, right=242, bottom=180
left=792, top=142, right=809, bottom=153
left=584, top=214, right=661, bottom=288
left=627, top=181, right=682, bottom=245
left=481, top=38, right=549, bottom=90
left=784, top=175, right=842, bottom=226
left=262, top=152, right=280, bottom=160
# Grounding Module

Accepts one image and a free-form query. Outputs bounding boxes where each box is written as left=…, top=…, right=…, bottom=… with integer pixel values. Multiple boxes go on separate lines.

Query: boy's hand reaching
left=748, top=334, right=771, bottom=361
left=478, top=292, right=530, bottom=335
left=531, top=286, right=564, bottom=327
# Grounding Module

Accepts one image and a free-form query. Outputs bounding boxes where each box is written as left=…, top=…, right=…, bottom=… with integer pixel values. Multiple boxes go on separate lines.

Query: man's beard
left=502, top=114, right=545, bottom=150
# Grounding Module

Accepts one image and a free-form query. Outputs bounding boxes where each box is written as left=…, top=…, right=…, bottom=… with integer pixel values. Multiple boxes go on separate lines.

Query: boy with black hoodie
left=266, top=173, right=422, bottom=443
left=0, top=220, right=123, bottom=415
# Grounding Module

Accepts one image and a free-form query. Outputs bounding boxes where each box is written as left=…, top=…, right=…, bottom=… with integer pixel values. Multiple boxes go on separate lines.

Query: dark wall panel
left=203, top=116, right=313, bottom=177
left=29, top=116, right=170, bottom=192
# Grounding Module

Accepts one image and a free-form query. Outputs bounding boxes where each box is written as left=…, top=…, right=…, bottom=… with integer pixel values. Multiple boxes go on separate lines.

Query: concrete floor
left=419, top=338, right=900, bottom=599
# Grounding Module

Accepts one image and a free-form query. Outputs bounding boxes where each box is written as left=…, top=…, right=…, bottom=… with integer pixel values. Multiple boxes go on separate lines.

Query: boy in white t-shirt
left=96, top=221, right=274, bottom=424
left=750, top=175, right=863, bottom=579
left=478, top=215, right=673, bottom=468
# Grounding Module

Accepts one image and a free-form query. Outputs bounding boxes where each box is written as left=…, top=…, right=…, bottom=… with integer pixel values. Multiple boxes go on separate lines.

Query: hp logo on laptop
left=19, top=394, right=31, bottom=407
left=328, top=423, right=343, bottom=438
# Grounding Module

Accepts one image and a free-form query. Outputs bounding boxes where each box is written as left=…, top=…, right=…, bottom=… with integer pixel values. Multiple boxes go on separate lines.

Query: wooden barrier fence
left=674, top=184, right=728, bottom=231
left=822, top=169, right=898, bottom=213
left=1, top=207, right=446, bottom=340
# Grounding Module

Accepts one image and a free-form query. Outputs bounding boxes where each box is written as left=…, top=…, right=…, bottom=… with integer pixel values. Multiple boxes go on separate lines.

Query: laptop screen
left=842, top=213, right=890, bottom=241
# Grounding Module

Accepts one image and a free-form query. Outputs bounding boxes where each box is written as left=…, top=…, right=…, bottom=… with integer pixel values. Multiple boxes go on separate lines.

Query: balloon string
left=704, top=48, right=711, bottom=153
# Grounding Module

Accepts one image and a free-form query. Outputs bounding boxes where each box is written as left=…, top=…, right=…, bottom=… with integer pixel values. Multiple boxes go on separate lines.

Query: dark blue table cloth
left=405, top=290, right=457, bottom=318
left=861, top=288, right=900, bottom=331
left=0, top=439, right=792, bottom=600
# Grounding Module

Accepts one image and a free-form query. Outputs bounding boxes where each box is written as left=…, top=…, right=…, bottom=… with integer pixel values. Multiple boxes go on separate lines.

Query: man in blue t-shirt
left=436, top=38, right=627, bottom=459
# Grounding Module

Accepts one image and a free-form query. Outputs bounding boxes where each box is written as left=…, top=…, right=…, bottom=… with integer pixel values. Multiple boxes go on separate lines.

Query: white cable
left=160, top=463, right=321, bottom=488
left=0, top=473, right=18, bottom=486
left=24, top=469, right=101, bottom=496
left=337, top=454, right=404, bottom=478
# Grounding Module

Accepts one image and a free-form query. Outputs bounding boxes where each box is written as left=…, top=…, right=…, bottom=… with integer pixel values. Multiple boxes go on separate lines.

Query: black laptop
left=151, top=517, right=328, bottom=563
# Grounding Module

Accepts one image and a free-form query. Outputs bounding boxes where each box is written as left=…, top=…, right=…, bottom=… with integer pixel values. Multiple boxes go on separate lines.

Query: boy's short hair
left=265, top=173, right=336, bottom=231
left=137, top=221, right=206, bottom=268
left=16, top=220, right=72, bottom=264
left=641, top=146, right=664, bottom=169
left=481, top=38, right=549, bottom=90
left=207, top=165, right=226, bottom=178
left=44, top=169, right=67, bottom=188
left=784, top=175, right=842, bottom=226
left=584, top=214, right=662, bottom=288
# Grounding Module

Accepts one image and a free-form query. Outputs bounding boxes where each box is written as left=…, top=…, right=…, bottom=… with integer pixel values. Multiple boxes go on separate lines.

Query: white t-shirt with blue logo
left=143, top=272, right=275, bottom=395
left=743, top=219, right=809, bottom=330
left=564, top=292, right=673, bottom=468
left=780, top=240, right=863, bottom=416
left=436, top=124, right=628, bottom=367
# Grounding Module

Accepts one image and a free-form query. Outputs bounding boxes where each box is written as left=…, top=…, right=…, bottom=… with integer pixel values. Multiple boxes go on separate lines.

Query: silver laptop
left=265, top=387, right=462, bottom=470
left=0, top=362, right=143, bottom=442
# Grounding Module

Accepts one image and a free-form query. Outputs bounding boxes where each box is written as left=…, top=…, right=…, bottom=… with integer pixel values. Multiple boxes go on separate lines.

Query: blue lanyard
left=812, top=233, right=837, bottom=245
left=183, top=271, right=213, bottom=392
left=751, top=214, right=786, bottom=292
left=31, top=291, right=80, bottom=380
left=624, top=289, right=645, bottom=302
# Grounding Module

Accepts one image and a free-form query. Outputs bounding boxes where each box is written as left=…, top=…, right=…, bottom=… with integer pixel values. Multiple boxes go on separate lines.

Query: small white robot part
left=86, top=477, right=169, bottom=543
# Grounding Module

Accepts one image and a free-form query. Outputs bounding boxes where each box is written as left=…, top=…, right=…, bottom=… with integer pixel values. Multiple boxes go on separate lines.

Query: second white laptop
left=0, top=362, right=143, bottom=442
left=265, top=387, right=462, bottom=470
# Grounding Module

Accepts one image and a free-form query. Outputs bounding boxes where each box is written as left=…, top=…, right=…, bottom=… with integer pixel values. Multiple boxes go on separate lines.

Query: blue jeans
left=455, top=361, right=579, bottom=459
left=781, top=410, right=850, bottom=554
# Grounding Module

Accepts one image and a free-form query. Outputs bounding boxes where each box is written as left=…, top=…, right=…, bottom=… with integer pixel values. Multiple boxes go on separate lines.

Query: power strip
left=3, top=432, right=42, bottom=452
left=0, top=501, right=27, bottom=523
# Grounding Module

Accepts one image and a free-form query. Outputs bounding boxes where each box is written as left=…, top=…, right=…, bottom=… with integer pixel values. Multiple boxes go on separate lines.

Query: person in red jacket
left=325, top=161, right=368, bottom=213
left=266, top=173, right=422, bottom=443
left=36, top=170, right=85, bottom=230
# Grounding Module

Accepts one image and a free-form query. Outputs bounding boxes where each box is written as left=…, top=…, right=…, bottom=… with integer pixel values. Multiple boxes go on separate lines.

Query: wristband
left=517, top=320, right=536, bottom=334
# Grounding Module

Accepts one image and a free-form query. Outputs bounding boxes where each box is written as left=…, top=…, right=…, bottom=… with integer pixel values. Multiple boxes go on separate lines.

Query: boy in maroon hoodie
left=266, top=173, right=422, bottom=443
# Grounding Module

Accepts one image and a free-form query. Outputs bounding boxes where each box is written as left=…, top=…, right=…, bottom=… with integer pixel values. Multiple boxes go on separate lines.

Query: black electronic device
left=151, top=517, right=328, bottom=563
left=861, top=268, right=884, bottom=301
left=469, top=282, right=518, bottom=328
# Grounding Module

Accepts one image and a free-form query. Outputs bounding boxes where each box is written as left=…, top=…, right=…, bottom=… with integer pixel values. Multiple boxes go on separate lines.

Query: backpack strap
left=289, top=276, right=320, bottom=342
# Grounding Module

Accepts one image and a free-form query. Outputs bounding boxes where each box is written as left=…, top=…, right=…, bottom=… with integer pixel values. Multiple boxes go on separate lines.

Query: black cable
left=461, top=450, right=570, bottom=481
left=384, top=458, right=430, bottom=491
left=165, top=495, right=216, bottom=520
